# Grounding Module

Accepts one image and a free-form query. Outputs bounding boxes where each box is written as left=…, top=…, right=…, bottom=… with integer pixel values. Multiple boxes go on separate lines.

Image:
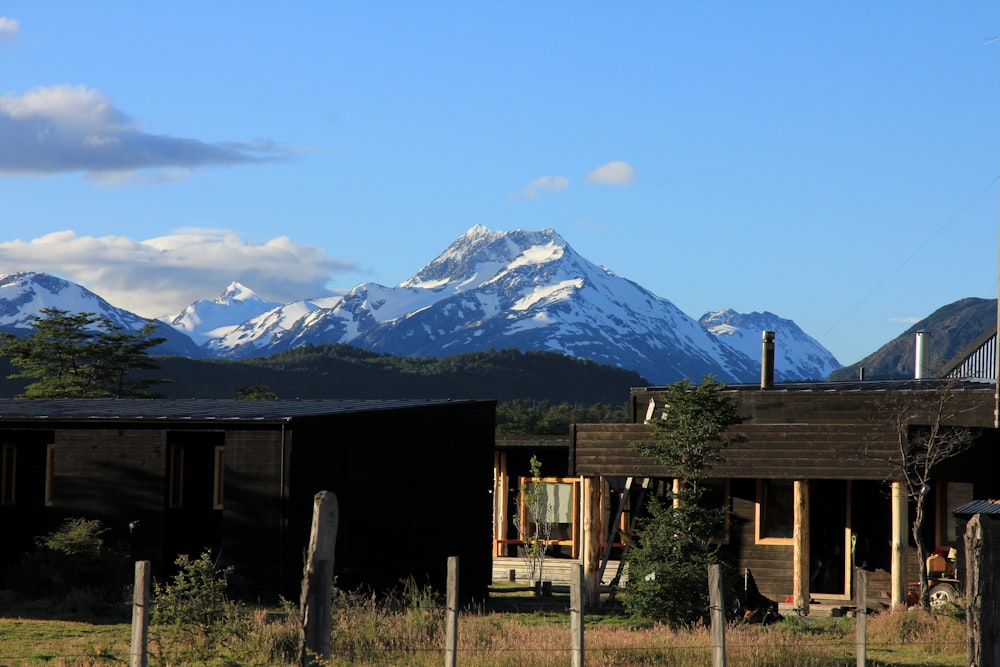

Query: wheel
left=929, top=582, right=959, bottom=608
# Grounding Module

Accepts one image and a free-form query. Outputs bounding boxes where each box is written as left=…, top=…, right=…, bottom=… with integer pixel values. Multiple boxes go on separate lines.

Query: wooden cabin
left=0, top=398, right=496, bottom=601
left=570, top=379, right=1000, bottom=611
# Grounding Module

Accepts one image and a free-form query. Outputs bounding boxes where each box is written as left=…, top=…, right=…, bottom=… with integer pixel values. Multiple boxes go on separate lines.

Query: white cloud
left=0, top=230, right=357, bottom=317
left=522, top=175, right=569, bottom=199
left=587, top=160, right=636, bottom=187
left=0, top=17, right=18, bottom=43
left=0, top=85, right=295, bottom=179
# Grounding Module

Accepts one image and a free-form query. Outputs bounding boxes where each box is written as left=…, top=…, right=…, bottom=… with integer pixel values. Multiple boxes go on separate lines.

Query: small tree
left=625, top=376, right=742, bottom=625
left=0, top=308, right=168, bottom=398
left=868, top=379, right=976, bottom=609
left=514, top=455, right=554, bottom=584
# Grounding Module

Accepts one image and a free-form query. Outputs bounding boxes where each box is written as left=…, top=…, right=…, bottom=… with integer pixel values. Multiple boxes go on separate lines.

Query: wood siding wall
left=572, top=423, right=901, bottom=480
left=0, top=400, right=497, bottom=602
left=631, top=386, right=996, bottom=428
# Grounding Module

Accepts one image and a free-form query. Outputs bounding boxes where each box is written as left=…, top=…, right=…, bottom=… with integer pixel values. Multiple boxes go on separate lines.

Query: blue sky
left=3, top=3, right=1000, bottom=366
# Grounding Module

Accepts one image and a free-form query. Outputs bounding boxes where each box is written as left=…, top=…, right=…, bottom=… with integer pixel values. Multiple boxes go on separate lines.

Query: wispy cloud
left=0, top=85, right=296, bottom=181
left=522, top=175, right=569, bottom=199
left=587, top=160, right=636, bottom=187
left=0, top=17, right=18, bottom=43
left=889, top=316, right=921, bottom=324
left=0, top=230, right=357, bottom=317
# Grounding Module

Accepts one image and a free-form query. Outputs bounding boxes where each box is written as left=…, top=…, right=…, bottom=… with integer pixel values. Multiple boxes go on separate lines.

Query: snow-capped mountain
left=699, top=308, right=840, bottom=382
left=0, top=272, right=204, bottom=357
left=203, top=294, right=342, bottom=356
left=197, top=226, right=840, bottom=384
left=165, top=281, right=282, bottom=345
left=0, top=229, right=843, bottom=384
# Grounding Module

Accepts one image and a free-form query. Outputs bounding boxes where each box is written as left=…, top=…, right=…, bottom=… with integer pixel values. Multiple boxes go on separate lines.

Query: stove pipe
left=761, top=330, right=775, bottom=389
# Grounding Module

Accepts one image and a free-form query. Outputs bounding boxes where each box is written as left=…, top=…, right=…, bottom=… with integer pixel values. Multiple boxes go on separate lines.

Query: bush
left=4, top=517, right=129, bottom=616
left=150, top=551, right=300, bottom=666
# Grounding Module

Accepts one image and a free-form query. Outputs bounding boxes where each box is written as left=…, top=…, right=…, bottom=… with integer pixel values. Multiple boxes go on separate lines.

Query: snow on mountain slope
left=204, top=295, right=342, bottom=356
left=165, top=281, right=282, bottom=345
left=206, top=225, right=784, bottom=384
left=0, top=272, right=204, bottom=357
left=1, top=229, right=843, bottom=385
left=699, top=308, right=841, bottom=381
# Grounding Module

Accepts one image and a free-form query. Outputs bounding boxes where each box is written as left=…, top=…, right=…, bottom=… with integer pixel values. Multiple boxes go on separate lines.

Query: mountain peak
left=402, top=226, right=567, bottom=290
left=218, top=281, right=261, bottom=304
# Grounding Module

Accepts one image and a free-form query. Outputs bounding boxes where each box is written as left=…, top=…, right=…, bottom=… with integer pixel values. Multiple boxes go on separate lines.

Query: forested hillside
left=0, top=343, right=645, bottom=408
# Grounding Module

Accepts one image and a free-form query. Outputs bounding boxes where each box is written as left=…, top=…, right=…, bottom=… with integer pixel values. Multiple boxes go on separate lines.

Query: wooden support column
left=493, top=451, right=509, bottom=557
left=891, top=481, right=908, bottom=609
left=581, top=476, right=601, bottom=609
left=793, top=480, right=810, bottom=613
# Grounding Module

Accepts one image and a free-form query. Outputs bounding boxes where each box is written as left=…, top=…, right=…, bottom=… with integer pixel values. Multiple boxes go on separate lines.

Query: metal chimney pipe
left=914, top=331, right=930, bottom=380
left=761, top=330, right=775, bottom=389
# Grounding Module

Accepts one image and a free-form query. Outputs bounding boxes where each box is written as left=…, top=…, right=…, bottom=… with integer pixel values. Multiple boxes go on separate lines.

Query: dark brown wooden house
left=570, top=379, right=1000, bottom=612
left=0, top=398, right=496, bottom=600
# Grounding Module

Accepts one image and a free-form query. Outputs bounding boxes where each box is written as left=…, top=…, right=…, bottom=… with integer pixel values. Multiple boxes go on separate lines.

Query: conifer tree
left=0, top=308, right=168, bottom=398
left=625, top=376, right=742, bottom=626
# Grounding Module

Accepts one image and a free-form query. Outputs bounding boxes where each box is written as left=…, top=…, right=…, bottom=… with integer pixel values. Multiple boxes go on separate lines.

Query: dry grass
left=0, top=600, right=967, bottom=666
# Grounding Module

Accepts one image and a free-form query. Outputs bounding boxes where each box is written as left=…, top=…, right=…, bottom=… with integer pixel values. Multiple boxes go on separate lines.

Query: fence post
left=708, top=564, right=726, bottom=667
left=966, top=513, right=999, bottom=667
left=570, top=562, right=584, bottom=667
left=129, top=560, right=150, bottom=667
left=445, top=556, right=459, bottom=667
left=299, top=491, right=339, bottom=667
left=855, top=567, right=867, bottom=667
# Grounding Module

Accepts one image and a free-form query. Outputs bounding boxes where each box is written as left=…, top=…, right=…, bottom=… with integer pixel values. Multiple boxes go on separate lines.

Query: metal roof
left=953, top=499, right=1000, bottom=517
left=0, top=397, right=488, bottom=422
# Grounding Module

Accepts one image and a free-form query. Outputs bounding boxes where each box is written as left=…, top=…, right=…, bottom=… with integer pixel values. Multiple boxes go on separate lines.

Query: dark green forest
left=0, top=343, right=641, bottom=433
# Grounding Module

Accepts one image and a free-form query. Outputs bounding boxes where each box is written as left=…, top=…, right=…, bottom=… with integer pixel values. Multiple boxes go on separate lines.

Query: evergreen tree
left=624, top=376, right=742, bottom=626
left=0, top=308, right=168, bottom=398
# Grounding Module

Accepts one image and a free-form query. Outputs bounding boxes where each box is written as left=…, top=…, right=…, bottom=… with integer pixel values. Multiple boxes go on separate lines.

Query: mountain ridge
left=172, top=226, right=840, bottom=384
left=1, top=226, right=842, bottom=384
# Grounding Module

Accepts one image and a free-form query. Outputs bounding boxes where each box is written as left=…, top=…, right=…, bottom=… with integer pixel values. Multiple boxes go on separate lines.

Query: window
left=518, top=476, right=581, bottom=558
left=168, top=443, right=184, bottom=509
left=937, top=481, right=974, bottom=547
left=213, top=446, right=224, bottom=510
left=756, top=479, right=794, bottom=543
left=44, top=444, right=55, bottom=507
left=167, top=432, right=225, bottom=511
left=1, top=444, right=15, bottom=505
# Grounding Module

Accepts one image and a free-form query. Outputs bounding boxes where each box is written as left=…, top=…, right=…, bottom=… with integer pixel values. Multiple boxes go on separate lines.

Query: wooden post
left=581, top=476, right=601, bottom=609
left=570, top=562, right=584, bottom=667
left=890, top=481, right=907, bottom=609
left=494, top=452, right=509, bottom=557
left=129, top=560, right=150, bottom=667
left=709, top=563, right=727, bottom=667
left=966, top=513, right=999, bottom=667
left=299, top=491, right=339, bottom=667
left=855, top=568, right=867, bottom=667
left=793, top=480, right=810, bottom=614
left=445, top=557, right=459, bottom=667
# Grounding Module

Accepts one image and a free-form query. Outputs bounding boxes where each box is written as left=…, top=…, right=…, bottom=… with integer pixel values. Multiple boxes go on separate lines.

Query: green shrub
left=4, top=517, right=129, bottom=616
left=150, top=551, right=300, bottom=667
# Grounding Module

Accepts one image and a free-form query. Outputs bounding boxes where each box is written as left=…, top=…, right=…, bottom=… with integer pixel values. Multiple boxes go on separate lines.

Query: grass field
left=0, top=593, right=967, bottom=667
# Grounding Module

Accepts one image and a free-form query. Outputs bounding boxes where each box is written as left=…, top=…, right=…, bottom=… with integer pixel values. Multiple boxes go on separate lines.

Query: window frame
left=755, top=478, right=795, bottom=545
left=1, top=443, right=15, bottom=505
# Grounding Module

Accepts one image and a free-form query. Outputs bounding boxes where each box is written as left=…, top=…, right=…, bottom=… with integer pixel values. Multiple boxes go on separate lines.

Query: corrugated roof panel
left=954, top=499, right=1000, bottom=517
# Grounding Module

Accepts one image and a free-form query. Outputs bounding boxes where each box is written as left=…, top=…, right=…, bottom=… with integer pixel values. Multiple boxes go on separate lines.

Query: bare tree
left=513, top=455, right=554, bottom=585
left=868, top=379, right=976, bottom=609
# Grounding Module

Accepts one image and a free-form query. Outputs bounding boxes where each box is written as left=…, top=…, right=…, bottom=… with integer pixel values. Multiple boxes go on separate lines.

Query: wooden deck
left=492, top=556, right=627, bottom=586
